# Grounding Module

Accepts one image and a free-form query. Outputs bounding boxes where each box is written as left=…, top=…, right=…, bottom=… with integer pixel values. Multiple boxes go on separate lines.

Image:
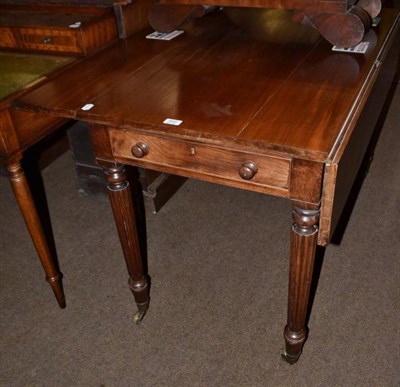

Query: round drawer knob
left=131, top=142, right=149, bottom=158
left=239, top=161, right=258, bottom=180
left=43, top=37, right=52, bottom=44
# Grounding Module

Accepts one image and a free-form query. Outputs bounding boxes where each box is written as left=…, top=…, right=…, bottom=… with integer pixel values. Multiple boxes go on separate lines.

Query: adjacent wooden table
left=0, top=52, right=76, bottom=308
left=0, top=3, right=119, bottom=307
left=17, top=9, right=400, bottom=363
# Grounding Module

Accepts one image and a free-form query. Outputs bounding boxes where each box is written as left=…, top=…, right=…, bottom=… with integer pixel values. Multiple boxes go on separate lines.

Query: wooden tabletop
left=16, top=9, right=400, bottom=163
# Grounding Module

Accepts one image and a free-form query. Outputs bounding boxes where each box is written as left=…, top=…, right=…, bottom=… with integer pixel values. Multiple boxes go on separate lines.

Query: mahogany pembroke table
left=16, top=8, right=399, bottom=363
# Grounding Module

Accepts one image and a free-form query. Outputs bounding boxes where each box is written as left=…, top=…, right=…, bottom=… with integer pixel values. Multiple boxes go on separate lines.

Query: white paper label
left=146, top=30, right=184, bottom=41
left=81, top=104, right=94, bottom=111
left=332, top=41, right=369, bottom=54
left=69, top=22, right=82, bottom=28
left=163, top=118, right=183, bottom=126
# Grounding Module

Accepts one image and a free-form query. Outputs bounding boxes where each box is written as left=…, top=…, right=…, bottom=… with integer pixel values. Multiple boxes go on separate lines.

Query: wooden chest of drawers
left=0, top=6, right=118, bottom=55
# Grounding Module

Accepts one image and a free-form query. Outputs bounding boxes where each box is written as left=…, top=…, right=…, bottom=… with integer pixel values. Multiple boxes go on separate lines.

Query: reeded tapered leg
left=6, top=160, right=65, bottom=308
left=282, top=205, right=319, bottom=364
left=103, top=162, right=150, bottom=324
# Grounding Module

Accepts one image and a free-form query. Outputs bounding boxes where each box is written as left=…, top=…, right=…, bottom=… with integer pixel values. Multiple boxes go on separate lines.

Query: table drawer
left=18, top=28, right=81, bottom=54
left=110, top=130, right=290, bottom=191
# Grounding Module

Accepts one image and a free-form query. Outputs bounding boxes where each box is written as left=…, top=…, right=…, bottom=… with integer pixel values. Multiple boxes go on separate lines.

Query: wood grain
left=19, top=10, right=398, bottom=161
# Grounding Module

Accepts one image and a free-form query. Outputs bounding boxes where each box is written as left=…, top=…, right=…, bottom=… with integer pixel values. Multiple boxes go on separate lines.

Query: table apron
left=109, top=129, right=291, bottom=197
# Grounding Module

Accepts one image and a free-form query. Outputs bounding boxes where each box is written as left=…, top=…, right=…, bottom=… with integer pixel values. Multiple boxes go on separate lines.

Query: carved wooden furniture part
left=149, top=0, right=383, bottom=48
left=15, top=8, right=399, bottom=364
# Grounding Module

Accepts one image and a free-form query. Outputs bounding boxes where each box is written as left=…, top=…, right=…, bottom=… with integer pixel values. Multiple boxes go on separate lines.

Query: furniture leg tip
left=133, top=310, right=146, bottom=325
left=57, top=299, right=67, bottom=309
left=47, top=274, right=66, bottom=309
left=281, top=349, right=300, bottom=365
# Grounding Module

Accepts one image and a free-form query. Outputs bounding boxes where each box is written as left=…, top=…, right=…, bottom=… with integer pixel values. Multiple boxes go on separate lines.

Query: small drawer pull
left=43, top=36, right=52, bottom=44
left=239, top=161, right=258, bottom=180
left=131, top=142, right=149, bottom=158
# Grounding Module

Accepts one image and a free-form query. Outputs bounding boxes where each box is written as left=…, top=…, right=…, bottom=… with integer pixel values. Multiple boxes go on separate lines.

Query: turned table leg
left=282, top=205, right=319, bottom=364
left=6, top=160, right=65, bottom=308
left=103, top=162, right=150, bottom=324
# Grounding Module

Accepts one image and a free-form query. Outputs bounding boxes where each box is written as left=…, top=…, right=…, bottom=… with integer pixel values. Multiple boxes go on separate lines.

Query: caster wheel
left=133, top=310, right=146, bottom=325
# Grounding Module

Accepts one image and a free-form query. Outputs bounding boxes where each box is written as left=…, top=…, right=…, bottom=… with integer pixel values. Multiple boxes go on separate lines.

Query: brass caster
left=133, top=310, right=146, bottom=325
left=281, top=349, right=300, bottom=365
